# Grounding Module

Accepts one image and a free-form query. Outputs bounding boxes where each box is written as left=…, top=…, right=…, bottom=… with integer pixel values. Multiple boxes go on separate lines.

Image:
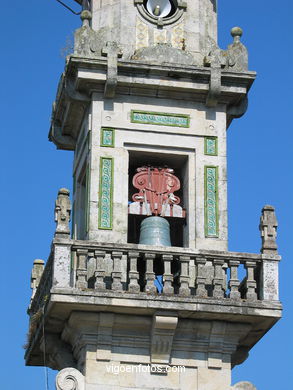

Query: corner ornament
left=204, top=27, right=248, bottom=108
left=56, top=367, right=85, bottom=390
left=55, top=188, right=71, bottom=238
left=259, top=205, right=278, bottom=254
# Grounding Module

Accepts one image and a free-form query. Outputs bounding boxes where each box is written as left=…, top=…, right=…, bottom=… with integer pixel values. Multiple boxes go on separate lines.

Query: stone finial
left=259, top=205, right=278, bottom=254
left=227, top=26, right=248, bottom=72
left=74, top=10, right=102, bottom=59
left=80, top=10, right=92, bottom=28
left=30, top=259, right=45, bottom=299
left=54, top=188, right=71, bottom=238
left=231, top=27, right=243, bottom=42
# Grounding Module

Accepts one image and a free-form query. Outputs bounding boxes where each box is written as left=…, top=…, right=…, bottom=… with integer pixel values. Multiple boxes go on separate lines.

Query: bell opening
left=127, top=150, right=188, bottom=248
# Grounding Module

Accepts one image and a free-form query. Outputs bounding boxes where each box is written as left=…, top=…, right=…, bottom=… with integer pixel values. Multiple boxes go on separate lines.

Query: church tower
left=25, top=1, right=282, bottom=389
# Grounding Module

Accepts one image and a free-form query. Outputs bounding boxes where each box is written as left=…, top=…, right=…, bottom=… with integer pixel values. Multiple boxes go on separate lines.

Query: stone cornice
left=49, top=55, right=256, bottom=150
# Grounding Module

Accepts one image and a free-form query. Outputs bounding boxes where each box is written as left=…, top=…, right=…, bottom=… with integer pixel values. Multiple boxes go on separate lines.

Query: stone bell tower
left=25, top=1, right=282, bottom=390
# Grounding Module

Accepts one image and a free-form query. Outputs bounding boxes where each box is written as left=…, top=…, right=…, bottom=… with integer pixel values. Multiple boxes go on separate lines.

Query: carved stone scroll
left=232, top=382, right=257, bottom=390
left=56, top=367, right=85, bottom=390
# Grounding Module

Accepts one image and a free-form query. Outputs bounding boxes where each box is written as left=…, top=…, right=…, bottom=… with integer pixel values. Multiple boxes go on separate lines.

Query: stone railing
left=29, top=240, right=280, bottom=318
left=28, top=191, right=280, bottom=312
left=69, top=244, right=280, bottom=302
left=29, top=248, right=54, bottom=316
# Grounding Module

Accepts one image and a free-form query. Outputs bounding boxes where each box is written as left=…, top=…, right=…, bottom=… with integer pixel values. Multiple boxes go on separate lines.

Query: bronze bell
left=139, top=216, right=171, bottom=246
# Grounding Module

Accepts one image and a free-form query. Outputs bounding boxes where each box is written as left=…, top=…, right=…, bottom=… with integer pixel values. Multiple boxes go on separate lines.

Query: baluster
left=179, top=256, right=190, bottom=296
left=111, top=251, right=123, bottom=291
left=162, top=255, right=174, bottom=294
left=212, top=258, right=225, bottom=298
left=195, top=256, right=207, bottom=297
left=144, top=253, right=156, bottom=294
left=245, top=261, right=257, bottom=301
left=94, top=250, right=106, bottom=290
left=128, top=251, right=140, bottom=293
left=228, top=260, right=240, bottom=299
left=222, top=262, right=228, bottom=292
left=76, top=249, right=88, bottom=289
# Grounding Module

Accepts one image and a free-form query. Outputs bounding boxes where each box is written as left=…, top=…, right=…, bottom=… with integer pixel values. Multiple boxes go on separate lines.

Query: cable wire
left=42, top=306, right=49, bottom=390
left=55, top=0, right=81, bottom=15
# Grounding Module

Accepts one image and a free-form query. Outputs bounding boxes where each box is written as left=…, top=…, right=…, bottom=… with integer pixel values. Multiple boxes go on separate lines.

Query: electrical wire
left=55, top=0, right=82, bottom=15
left=42, top=306, right=49, bottom=390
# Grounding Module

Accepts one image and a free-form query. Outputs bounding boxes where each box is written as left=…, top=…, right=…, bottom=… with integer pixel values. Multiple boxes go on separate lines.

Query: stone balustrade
left=29, top=240, right=281, bottom=317
left=29, top=250, right=54, bottom=316
left=71, top=245, right=279, bottom=301
left=28, top=190, right=279, bottom=315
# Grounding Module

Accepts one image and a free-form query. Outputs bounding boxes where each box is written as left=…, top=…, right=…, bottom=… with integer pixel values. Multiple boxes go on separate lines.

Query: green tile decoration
left=101, top=128, right=115, bottom=147
left=85, top=164, right=90, bottom=233
left=205, top=166, right=219, bottom=237
left=98, top=157, right=113, bottom=230
left=131, top=110, right=190, bottom=128
left=205, top=137, right=218, bottom=156
left=71, top=200, right=75, bottom=240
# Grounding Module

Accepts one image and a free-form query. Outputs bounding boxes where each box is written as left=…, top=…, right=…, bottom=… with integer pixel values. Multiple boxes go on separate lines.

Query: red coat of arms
left=130, top=166, right=185, bottom=218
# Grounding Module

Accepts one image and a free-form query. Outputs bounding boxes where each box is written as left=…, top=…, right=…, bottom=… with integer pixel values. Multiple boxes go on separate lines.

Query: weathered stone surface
left=54, top=311, right=254, bottom=389
left=132, top=44, right=195, bottom=65
left=74, top=11, right=105, bottom=59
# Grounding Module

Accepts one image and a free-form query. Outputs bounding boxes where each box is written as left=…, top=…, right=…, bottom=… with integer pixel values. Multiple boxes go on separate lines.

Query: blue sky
left=0, top=1, right=292, bottom=389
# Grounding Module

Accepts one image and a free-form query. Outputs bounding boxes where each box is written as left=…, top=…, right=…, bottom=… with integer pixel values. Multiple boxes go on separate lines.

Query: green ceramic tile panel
left=101, top=128, right=115, bottom=147
left=205, top=137, right=218, bottom=156
left=205, top=166, right=219, bottom=237
left=131, top=110, right=190, bottom=128
left=98, top=157, right=113, bottom=230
